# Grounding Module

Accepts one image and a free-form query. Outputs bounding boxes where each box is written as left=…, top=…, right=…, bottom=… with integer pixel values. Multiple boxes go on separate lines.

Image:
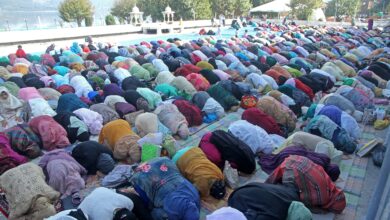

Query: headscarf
left=228, top=182, right=300, bottom=220
left=89, top=103, right=120, bottom=124
left=18, top=87, right=43, bottom=101
left=131, top=157, right=200, bottom=220
left=210, top=130, right=256, bottom=174
left=134, top=112, right=159, bottom=137
left=103, top=83, right=123, bottom=97
left=206, top=207, right=246, bottom=220
left=98, top=119, right=141, bottom=163
left=154, top=103, right=189, bottom=139
left=242, top=107, right=283, bottom=136
left=0, top=133, right=27, bottom=175
left=72, top=141, right=114, bottom=175
left=259, top=145, right=340, bottom=181
left=57, top=93, right=88, bottom=113
left=176, top=147, right=225, bottom=199
left=256, top=96, right=297, bottom=132
left=53, top=112, right=90, bottom=143
left=38, top=149, right=87, bottom=199
left=28, top=115, right=70, bottom=151
left=207, top=84, right=239, bottom=111
left=73, top=108, right=103, bottom=135
left=136, top=88, right=162, bottom=110
left=123, top=90, right=150, bottom=112
left=173, top=100, right=203, bottom=127
left=266, top=155, right=346, bottom=214
left=0, top=87, right=24, bottom=127
left=304, top=115, right=356, bottom=153
left=0, top=163, right=60, bottom=220
left=4, top=123, right=42, bottom=158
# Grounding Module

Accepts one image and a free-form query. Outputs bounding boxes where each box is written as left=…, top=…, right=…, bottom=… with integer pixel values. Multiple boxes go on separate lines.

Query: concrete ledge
left=0, top=20, right=226, bottom=46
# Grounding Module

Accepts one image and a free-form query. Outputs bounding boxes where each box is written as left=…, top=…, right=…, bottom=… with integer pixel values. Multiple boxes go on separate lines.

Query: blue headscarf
left=57, top=93, right=88, bottom=113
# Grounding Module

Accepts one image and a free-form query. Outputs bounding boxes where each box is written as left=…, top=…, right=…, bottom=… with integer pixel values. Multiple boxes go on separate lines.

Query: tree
left=138, top=0, right=169, bottom=21
left=85, top=16, right=94, bottom=26
left=210, top=0, right=252, bottom=17
left=172, top=0, right=212, bottom=20
left=58, top=0, right=94, bottom=27
left=251, top=0, right=272, bottom=7
left=325, top=0, right=361, bottom=21
left=289, top=0, right=323, bottom=20
left=105, top=14, right=116, bottom=25
left=111, top=0, right=137, bottom=23
left=232, top=0, right=252, bottom=17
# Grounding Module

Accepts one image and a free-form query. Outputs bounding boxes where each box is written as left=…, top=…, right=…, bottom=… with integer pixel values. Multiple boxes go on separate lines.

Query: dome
left=165, top=6, right=172, bottom=13
left=132, top=5, right=140, bottom=13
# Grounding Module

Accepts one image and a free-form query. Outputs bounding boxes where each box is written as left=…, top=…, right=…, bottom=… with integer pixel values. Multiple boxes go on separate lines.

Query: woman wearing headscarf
left=316, top=105, right=361, bottom=141
left=53, top=112, right=90, bottom=144
left=70, top=42, right=82, bottom=55
left=228, top=120, right=276, bottom=154
left=78, top=187, right=135, bottom=220
left=4, top=123, right=42, bottom=159
left=207, top=84, right=240, bottom=111
left=259, top=145, right=340, bottom=181
left=245, top=73, right=272, bottom=94
left=0, top=163, right=60, bottom=220
left=18, top=86, right=43, bottom=101
left=174, top=147, right=225, bottom=199
left=335, top=85, right=374, bottom=112
left=0, top=86, right=24, bottom=132
left=123, top=90, right=150, bottom=112
left=186, top=73, right=211, bottom=91
left=170, top=76, right=197, bottom=99
left=70, top=75, right=94, bottom=98
left=29, top=115, right=70, bottom=151
left=154, top=103, right=190, bottom=139
left=256, top=96, right=297, bottom=133
left=90, top=103, right=120, bottom=125
left=228, top=182, right=311, bottom=220
left=210, top=130, right=256, bottom=174
left=192, top=91, right=225, bottom=119
left=57, top=93, right=88, bottom=113
left=266, top=155, right=346, bottom=214
left=242, top=107, right=283, bottom=136
left=173, top=100, right=203, bottom=127
left=319, top=93, right=360, bottom=116
left=98, top=119, right=141, bottom=164
left=103, top=83, right=123, bottom=97
left=136, top=87, right=163, bottom=110
left=38, top=149, right=87, bottom=199
left=278, top=84, right=312, bottom=117
left=73, top=108, right=103, bottom=135
left=0, top=133, right=27, bottom=174
left=122, top=76, right=147, bottom=91
left=304, top=115, right=356, bottom=154
left=130, top=157, right=201, bottom=220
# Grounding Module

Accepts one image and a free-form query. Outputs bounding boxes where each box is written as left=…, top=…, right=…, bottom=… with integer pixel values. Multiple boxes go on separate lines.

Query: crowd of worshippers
left=0, top=22, right=389, bottom=220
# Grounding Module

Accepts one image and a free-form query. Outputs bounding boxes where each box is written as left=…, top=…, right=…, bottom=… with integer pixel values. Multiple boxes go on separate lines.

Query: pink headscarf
left=0, top=133, right=28, bottom=174
left=28, top=115, right=70, bottom=151
left=18, top=87, right=43, bottom=101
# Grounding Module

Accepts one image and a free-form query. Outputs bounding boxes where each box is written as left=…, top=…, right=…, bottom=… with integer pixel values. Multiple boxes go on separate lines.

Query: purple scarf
left=259, top=145, right=340, bottom=181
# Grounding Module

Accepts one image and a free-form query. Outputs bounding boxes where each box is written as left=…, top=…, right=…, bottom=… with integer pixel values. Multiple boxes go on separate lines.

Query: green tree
left=251, top=0, right=272, bottom=7
left=172, top=0, right=212, bottom=20
left=325, top=0, right=361, bottom=21
left=232, top=0, right=252, bottom=16
left=85, top=16, right=94, bottom=26
left=105, top=14, right=116, bottom=25
left=289, top=0, right=323, bottom=20
left=58, top=0, right=94, bottom=27
left=111, top=0, right=137, bottom=23
left=210, top=0, right=252, bottom=17
left=138, top=0, right=169, bottom=21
